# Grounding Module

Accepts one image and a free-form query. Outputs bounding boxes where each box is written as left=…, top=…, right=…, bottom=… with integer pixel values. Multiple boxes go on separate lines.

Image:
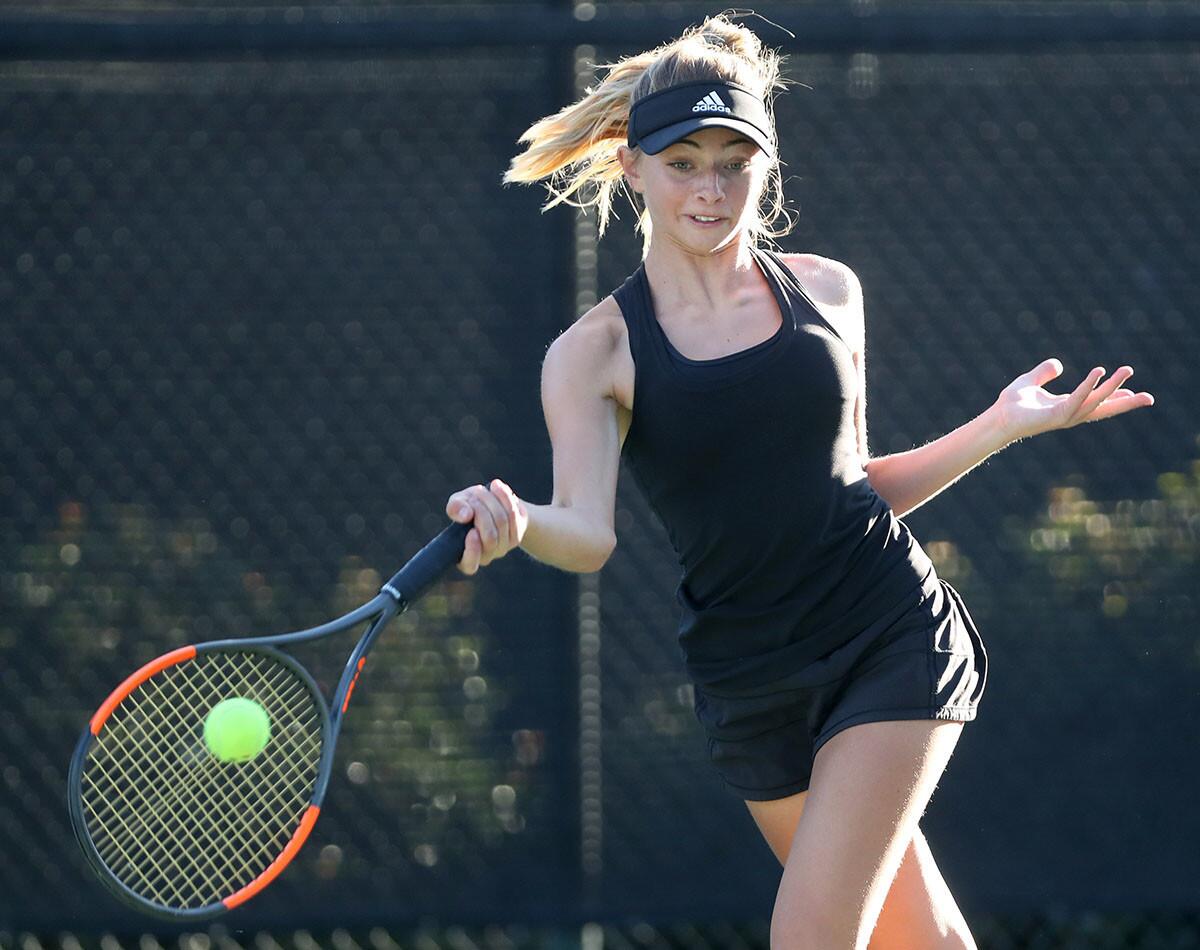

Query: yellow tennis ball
left=203, top=697, right=271, bottom=763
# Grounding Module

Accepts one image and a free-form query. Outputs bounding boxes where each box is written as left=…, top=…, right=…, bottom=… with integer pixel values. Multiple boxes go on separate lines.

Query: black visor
left=626, top=79, right=775, bottom=157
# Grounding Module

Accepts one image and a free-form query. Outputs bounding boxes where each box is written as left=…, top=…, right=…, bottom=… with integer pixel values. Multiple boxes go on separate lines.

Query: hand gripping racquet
left=66, top=519, right=470, bottom=921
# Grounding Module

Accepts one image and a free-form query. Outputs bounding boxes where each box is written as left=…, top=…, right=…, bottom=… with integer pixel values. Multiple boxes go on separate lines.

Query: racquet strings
left=79, top=650, right=324, bottom=910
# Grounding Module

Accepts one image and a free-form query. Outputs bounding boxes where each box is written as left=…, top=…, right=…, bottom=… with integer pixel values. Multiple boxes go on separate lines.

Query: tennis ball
left=203, top=697, right=271, bottom=763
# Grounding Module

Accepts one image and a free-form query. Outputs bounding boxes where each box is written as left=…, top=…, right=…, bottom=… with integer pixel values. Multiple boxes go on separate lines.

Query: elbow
left=588, top=530, right=617, bottom=573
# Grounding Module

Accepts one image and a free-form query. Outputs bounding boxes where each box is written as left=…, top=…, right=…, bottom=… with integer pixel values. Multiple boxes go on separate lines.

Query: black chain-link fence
left=1, top=50, right=581, bottom=930
left=2, top=2, right=1198, bottom=945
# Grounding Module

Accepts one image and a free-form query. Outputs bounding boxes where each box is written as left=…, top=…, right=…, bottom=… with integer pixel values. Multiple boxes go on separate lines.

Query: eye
left=668, top=160, right=751, bottom=171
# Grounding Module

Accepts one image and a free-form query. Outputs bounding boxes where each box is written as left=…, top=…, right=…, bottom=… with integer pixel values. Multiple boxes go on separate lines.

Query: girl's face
left=620, top=125, right=770, bottom=251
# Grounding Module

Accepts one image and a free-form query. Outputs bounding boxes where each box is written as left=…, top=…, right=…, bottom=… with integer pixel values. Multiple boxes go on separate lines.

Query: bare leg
left=745, top=788, right=976, bottom=949
left=765, top=719, right=966, bottom=949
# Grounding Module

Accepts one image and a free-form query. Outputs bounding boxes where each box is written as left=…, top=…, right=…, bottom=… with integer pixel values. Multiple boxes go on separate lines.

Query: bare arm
left=519, top=314, right=621, bottom=572
left=821, top=259, right=1143, bottom=518
left=863, top=410, right=1013, bottom=518
left=869, top=357, right=1154, bottom=516
left=447, top=308, right=621, bottom=575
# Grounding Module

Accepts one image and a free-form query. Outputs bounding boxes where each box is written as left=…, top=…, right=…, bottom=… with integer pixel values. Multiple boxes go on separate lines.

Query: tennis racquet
left=66, top=518, right=471, bottom=921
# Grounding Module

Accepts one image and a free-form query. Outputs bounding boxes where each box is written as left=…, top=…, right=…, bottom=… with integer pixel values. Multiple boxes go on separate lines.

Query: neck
left=642, top=238, right=760, bottom=315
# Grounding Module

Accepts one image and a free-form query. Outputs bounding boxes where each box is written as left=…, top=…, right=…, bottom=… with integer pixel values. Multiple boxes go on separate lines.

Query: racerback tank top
left=613, top=244, right=937, bottom=691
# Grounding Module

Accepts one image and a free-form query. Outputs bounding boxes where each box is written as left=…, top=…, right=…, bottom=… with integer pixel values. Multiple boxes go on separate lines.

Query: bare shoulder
left=777, top=253, right=862, bottom=308
left=542, top=294, right=635, bottom=448
left=575, top=293, right=626, bottom=341
left=544, top=295, right=625, bottom=400
left=777, top=252, right=865, bottom=353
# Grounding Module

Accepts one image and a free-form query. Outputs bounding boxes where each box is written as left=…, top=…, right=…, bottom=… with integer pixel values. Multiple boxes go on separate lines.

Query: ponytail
left=503, top=11, right=797, bottom=255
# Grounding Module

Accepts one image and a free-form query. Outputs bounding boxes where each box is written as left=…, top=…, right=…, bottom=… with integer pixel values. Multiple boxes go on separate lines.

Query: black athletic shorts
left=690, top=575, right=988, bottom=802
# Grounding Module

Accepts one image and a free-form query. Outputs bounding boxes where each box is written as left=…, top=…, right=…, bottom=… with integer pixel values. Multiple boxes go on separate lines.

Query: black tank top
left=614, top=244, right=937, bottom=690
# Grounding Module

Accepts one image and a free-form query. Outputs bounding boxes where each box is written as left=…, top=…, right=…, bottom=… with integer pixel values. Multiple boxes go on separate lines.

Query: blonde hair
left=502, top=11, right=797, bottom=257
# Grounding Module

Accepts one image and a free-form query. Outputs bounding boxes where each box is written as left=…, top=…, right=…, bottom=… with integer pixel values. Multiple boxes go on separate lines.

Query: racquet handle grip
left=381, top=519, right=471, bottom=607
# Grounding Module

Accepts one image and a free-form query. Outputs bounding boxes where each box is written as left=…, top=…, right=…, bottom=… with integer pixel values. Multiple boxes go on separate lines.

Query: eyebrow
left=674, top=136, right=754, bottom=148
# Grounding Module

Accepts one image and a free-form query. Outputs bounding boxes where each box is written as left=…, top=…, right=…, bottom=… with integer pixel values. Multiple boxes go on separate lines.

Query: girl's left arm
left=863, top=404, right=1011, bottom=519
left=864, top=358, right=1155, bottom=519
left=779, top=255, right=1155, bottom=520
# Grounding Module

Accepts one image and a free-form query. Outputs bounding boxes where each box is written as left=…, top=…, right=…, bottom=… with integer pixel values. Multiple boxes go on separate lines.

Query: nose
left=695, top=168, right=724, bottom=201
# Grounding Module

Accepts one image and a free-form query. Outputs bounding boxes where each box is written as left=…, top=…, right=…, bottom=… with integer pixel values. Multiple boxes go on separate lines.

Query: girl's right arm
left=447, top=311, right=621, bottom=576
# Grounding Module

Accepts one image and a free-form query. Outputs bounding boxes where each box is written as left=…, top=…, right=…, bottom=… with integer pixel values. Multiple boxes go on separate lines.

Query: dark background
left=1, top=2, right=1197, bottom=946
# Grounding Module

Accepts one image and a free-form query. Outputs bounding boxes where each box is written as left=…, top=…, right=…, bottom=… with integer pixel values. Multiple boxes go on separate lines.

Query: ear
left=617, top=145, right=644, bottom=194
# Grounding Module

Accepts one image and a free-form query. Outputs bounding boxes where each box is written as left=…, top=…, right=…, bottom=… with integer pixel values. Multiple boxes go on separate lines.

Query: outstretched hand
left=992, top=358, right=1155, bottom=443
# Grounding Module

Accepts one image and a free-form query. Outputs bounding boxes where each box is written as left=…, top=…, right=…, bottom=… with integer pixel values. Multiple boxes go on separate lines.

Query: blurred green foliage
left=1005, top=452, right=1199, bottom=639
left=0, top=500, right=540, bottom=879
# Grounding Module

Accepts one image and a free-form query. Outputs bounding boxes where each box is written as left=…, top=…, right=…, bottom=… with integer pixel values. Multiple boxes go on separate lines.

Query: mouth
left=686, top=214, right=725, bottom=226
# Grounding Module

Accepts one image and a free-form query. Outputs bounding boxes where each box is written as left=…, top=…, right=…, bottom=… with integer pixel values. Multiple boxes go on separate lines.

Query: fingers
left=1063, top=364, right=1114, bottom=424
left=469, top=482, right=511, bottom=560
left=446, top=491, right=480, bottom=574
left=445, top=480, right=514, bottom=574
left=488, top=477, right=521, bottom=537
left=1070, top=365, right=1130, bottom=424
left=1051, top=364, right=1104, bottom=429
left=1063, top=365, right=1155, bottom=427
left=1029, top=357, right=1064, bottom=386
left=1086, top=383, right=1156, bottom=422
left=1087, top=366, right=1134, bottom=413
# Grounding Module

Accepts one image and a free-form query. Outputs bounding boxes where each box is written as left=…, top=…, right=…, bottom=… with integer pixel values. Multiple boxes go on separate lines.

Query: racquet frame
left=67, top=519, right=470, bottom=921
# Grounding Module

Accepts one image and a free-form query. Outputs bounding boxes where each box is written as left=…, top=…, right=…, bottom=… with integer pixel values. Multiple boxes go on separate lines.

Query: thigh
left=744, top=789, right=809, bottom=865
left=867, top=826, right=978, bottom=950
left=748, top=791, right=977, bottom=950
left=773, top=718, right=966, bottom=948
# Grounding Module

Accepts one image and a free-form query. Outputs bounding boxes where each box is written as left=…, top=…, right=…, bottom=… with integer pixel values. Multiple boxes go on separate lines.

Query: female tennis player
left=443, top=13, right=1154, bottom=949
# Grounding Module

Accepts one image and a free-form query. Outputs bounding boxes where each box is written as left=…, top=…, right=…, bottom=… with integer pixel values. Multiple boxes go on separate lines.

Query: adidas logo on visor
left=692, top=91, right=732, bottom=114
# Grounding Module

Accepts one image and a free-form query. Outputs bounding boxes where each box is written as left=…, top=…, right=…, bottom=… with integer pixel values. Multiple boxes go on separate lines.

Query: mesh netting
left=0, top=3, right=1197, bottom=938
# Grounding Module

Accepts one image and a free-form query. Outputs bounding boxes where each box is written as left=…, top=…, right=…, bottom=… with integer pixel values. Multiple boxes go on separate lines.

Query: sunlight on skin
left=993, top=358, right=1155, bottom=443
